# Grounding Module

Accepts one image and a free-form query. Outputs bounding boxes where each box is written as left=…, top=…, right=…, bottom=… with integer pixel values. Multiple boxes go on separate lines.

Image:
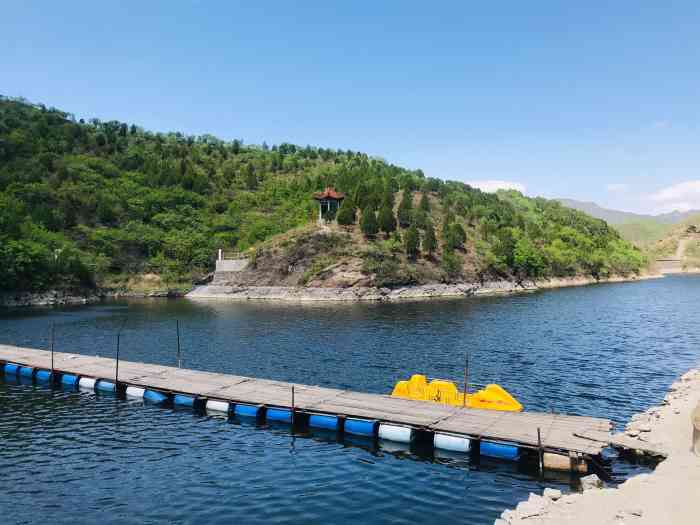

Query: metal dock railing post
left=462, top=353, right=469, bottom=408
left=50, top=322, right=56, bottom=384
left=176, top=320, right=182, bottom=368
left=537, top=427, right=544, bottom=476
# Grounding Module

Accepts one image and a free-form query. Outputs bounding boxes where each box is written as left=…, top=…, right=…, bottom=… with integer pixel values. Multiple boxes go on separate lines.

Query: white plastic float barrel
left=35, top=370, right=52, bottom=383
left=19, top=366, right=34, bottom=379
left=144, top=390, right=168, bottom=404
left=433, top=433, right=471, bottom=453
left=79, top=377, right=97, bottom=391
left=308, top=414, right=339, bottom=431
left=378, top=424, right=413, bottom=443
left=95, top=380, right=116, bottom=393
left=205, top=399, right=230, bottom=415
left=126, top=386, right=145, bottom=399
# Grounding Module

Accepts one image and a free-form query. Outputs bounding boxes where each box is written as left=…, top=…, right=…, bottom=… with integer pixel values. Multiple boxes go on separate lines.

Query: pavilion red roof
left=313, top=187, right=345, bottom=200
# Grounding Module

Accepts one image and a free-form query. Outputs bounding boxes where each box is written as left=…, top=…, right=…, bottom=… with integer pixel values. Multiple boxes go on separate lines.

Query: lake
left=1, top=275, right=699, bottom=524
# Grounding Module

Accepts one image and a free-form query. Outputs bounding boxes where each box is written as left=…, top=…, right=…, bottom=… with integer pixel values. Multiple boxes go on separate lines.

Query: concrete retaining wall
left=215, top=259, right=248, bottom=272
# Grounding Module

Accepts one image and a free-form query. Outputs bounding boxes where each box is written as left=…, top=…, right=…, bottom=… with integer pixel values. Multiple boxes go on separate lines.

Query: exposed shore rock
left=0, top=290, right=104, bottom=307
left=186, top=283, right=480, bottom=302
left=186, top=274, right=661, bottom=303
left=496, top=367, right=700, bottom=525
left=0, top=288, right=188, bottom=308
left=1, top=273, right=662, bottom=307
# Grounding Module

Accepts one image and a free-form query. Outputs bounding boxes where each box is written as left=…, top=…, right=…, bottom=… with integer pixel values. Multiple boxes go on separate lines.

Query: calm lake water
left=1, top=275, right=699, bottom=524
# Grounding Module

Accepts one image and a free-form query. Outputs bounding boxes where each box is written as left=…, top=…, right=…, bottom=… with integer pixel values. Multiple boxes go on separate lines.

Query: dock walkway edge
left=0, top=345, right=612, bottom=468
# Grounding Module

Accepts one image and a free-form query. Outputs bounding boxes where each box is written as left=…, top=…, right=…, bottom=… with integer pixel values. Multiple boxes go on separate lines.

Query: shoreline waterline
left=497, top=366, right=700, bottom=525
left=0, top=272, right=669, bottom=308
left=185, top=273, right=663, bottom=303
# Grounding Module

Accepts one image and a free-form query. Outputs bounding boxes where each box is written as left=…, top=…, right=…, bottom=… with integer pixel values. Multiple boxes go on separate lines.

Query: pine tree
left=413, top=209, right=428, bottom=230
left=404, top=224, right=420, bottom=258
left=360, top=207, right=379, bottom=237
left=442, top=211, right=455, bottom=240
left=353, top=182, right=368, bottom=209
left=336, top=199, right=356, bottom=226
left=378, top=205, right=396, bottom=236
left=446, top=222, right=467, bottom=250
left=419, top=192, right=430, bottom=213
left=244, top=164, right=257, bottom=190
left=423, top=223, right=437, bottom=256
left=397, top=190, right=413, bottom=228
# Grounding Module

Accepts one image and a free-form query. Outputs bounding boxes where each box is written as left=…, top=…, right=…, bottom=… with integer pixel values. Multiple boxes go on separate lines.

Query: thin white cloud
left=467, top=180, right=526, bottom=193
left=650, top=180, right=700, bottom=213
left=606, top=183, right=628, bottom=193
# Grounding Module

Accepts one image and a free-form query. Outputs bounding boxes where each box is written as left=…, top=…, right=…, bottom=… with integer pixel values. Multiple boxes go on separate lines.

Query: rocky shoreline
left=185, top=274, right=660, bottom=302
left=0, top=289, right=186, bottom=308
left=0, top=273, right=661, bottom=308
left=496, top=367, right=700, bottom=525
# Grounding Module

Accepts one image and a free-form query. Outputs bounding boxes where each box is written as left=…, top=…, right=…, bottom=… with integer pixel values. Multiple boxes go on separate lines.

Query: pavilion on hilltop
left=313, top=187, right=345, bottom=224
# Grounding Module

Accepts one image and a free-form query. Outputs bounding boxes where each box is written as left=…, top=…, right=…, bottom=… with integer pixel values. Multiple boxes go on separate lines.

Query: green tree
left=336, top=199, right=356, bottom=226
left=442, top=211, right=455, bottom=240
left=419, top=192, right=430, bottom=213
left=446, top=223, right=467, bottom=250
left=441, top=250, right=462, bottom=280
left=413, top=209, right=428, bottom=230
left=377, top=205, right=396, bottom=236
left=397, top=190, right=413, bottom=228
left=360, top=207, right=379, bottom=238
left=513, top=236, right=546, bottom=279
left=423, top=223, right=437, bottom=256
left=244, top=164, right=257, bottom=190
left=404, top=224, right=420, bottom=258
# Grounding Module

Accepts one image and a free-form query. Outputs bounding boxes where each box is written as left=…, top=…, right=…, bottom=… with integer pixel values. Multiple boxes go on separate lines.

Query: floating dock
left=0, top=344, right=611, bottom=471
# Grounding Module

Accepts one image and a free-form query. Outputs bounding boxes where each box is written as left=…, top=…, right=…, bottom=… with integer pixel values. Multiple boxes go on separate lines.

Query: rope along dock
left=0, top=344, right=611, bottom=470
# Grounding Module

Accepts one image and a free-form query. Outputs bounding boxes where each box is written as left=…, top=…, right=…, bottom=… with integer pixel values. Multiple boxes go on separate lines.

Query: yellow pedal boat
left=391, top=374, right=523, bottom=412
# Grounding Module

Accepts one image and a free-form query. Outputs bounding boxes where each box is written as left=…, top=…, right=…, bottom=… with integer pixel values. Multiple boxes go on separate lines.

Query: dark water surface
left=1, top=275, right=699, bottom=524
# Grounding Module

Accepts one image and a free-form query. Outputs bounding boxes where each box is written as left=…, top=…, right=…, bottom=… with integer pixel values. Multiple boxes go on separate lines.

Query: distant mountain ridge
left=556, top=199, right=699, bottom=225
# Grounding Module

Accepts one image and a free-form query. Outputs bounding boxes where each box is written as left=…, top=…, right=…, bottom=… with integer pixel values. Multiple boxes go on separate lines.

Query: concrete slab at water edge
left=497, top=368, right=700, bottom=525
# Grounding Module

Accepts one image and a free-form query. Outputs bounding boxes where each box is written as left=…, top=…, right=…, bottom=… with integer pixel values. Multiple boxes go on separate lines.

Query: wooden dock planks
left=0, top=344, right=610, bottom=456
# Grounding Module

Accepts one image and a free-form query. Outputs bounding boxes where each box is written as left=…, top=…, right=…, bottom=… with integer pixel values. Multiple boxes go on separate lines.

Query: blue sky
left=3, top=2, right=700, bottom=214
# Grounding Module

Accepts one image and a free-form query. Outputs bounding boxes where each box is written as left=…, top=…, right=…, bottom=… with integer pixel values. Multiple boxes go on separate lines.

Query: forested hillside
left=0, top=97, right=646, bottom=292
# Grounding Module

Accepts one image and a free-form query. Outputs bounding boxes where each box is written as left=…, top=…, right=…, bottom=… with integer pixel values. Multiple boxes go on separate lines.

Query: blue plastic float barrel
left=35, top=370, right=52, bottom=383
left=4, top=363, right=20, bottom=375
left=480, top=441, right=519, bottom=461
left=308, top=414, right=339, bottom=431
left=61, top=374, right=79, bottom=387
left=234, top=403, right=260, bottom=418
left=144, top=390, right=168, bottom=404
left=19, top=366, right=34, bottom=379
left=95, top=380, right=116, bottom=393
left=266, top=408, right=292, bottom=423
left=174, top=394, right=195, bottom=407
left=344, top=418, right=376, bottom=437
